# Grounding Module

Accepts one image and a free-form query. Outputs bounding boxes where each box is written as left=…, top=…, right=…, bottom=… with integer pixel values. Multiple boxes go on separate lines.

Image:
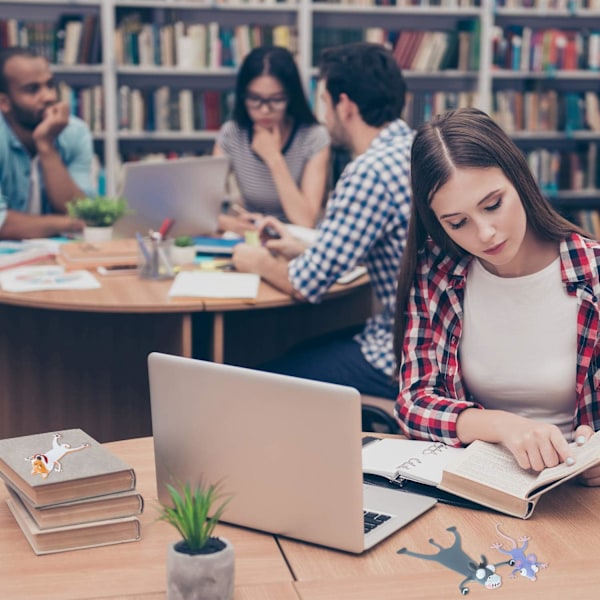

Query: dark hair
left=393, top=107, right=586, bottom=373
left=232, top=46, right=317, bottom=130
left=318, top=42, right=406, bottom=127
left=0, top=47, right=40, bottom=94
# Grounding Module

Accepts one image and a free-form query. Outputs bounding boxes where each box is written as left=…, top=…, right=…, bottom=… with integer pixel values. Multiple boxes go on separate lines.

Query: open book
left=363, top=432, right=600, bottom=518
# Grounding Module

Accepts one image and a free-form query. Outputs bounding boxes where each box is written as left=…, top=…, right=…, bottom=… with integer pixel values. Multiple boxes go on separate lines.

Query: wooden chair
left=361, top=395, right=399, bottom=434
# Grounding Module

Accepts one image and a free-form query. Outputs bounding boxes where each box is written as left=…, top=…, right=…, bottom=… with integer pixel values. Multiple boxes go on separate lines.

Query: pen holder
left=137, top=237, right=174, bottom=280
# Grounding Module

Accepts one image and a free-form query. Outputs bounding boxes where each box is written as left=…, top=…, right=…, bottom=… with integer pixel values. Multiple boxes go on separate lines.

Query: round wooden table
left=0, top=272, right=372, bottom=442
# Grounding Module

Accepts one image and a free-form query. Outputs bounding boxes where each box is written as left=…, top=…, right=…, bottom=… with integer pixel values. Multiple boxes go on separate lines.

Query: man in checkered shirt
left=232, top=42, right=412, bottom=399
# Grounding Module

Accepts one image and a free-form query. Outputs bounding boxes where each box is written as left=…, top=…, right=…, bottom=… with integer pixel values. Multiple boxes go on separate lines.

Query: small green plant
left=174, top=235, right=194, bottom=247
left=67, top=196, right=131, bottom=227
left=158, top=481, right=232, bottom=554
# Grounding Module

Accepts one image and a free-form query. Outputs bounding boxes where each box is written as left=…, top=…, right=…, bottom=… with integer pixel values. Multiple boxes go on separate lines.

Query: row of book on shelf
left=0, top=15, right=101, bottom=65
left=118, top=86, right=234, bottom=132
left=313, top=21, right=480, bottom=72
left=116, top=15, right=297, bottom=68
left=526, top=143, right=599, bottom=193
left=0, top=429, right=142, bottom=555
left=493, top=90, right=600, bottom=133
left=492, top=26, right=600, bottom=72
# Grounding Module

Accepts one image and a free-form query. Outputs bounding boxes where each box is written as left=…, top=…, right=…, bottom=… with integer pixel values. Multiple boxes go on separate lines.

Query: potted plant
left=67, top=196, right=131, bottom=243
left=171, top=235, right=197, bottom=267
left=158, top=480, right=234, bottom=600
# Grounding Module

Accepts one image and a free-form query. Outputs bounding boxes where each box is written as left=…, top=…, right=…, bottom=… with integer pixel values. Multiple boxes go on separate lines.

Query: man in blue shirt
left=232, top=43, right=412, bottom=400
left=0, top=47, right=94, bottom=239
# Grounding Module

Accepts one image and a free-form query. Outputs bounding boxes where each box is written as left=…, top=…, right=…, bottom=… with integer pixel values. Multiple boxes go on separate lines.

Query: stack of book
left=0, top=429, right=143, bottom=555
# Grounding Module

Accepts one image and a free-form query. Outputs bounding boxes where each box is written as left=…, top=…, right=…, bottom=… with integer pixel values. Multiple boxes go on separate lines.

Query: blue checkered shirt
left=289, top=118, right=413, bottom=377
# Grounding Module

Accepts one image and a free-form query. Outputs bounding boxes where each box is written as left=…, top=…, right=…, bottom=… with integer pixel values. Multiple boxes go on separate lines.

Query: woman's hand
left=251, top=125, right=282, bottom=167
left=217, top=213, right=260, bottom=236
left=498, top=415, right=573, bottom=472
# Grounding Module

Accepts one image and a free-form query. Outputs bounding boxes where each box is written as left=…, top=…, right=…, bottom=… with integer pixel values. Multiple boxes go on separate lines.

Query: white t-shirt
left=460, top=257, right=578, bottom=437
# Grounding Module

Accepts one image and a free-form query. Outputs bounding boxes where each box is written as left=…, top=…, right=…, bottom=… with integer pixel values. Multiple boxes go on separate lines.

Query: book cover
left=6, top=492, right=141, bottom=555
left=0, top=430, right=136, bottom=508
left=58, top=238, right=138, bottom=269
left=6, top=484, right=144, bottom=530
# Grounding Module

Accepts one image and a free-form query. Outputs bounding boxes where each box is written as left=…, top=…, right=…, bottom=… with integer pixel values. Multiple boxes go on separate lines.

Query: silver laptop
left=114, top=156, right=229, bottom=238
left=148, top=353, right=436, bottom=554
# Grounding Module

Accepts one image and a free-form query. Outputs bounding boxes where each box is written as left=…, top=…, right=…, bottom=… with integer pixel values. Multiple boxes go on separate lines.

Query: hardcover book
left=5, top=484, right=144, bottom=529
left=363, top=432, right=600, bottom=519
left=58, top=238, right=138, bottom=269
left=0, top=430, right=136, bottom=507
left=6, top=491, right=141, bottom=555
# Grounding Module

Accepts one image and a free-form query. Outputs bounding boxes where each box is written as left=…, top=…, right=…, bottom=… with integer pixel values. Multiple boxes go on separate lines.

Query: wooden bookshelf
left=1, top=0, right=598, bottom=217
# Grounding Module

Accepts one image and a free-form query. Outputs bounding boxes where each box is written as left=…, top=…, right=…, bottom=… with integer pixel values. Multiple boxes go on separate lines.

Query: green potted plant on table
left=67, top=196, right=131, bottom=243
left=158, top=480, right=234, bottom=600
left=171, top=235, right=197, bottom=267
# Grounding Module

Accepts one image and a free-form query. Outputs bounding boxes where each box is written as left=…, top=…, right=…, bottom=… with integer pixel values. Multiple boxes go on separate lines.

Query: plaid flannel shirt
left=397, top=232, right=600, bottom=446
left=289, top=119, right=413, bottom=377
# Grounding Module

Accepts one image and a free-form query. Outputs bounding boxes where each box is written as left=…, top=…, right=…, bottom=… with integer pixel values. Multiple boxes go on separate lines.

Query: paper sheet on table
left=168, top=271, right=260, bottom=299
left=0, top=265, right=101, bottom=292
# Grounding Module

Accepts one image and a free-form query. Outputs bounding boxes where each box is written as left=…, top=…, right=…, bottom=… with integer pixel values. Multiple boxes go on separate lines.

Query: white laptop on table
left=148, top=353, right=436, bottom=554
left=114, top=156, right=229, bottom=238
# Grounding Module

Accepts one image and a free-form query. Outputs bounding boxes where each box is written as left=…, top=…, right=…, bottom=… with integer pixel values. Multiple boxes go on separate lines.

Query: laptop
left=114, top=156, right=230, bottom=239
left=148, top=353, right=436, bottom=554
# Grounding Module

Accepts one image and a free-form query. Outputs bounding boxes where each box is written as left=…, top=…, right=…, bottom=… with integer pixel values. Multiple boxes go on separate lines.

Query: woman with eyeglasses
left=213, top=46, right=330, bottom=234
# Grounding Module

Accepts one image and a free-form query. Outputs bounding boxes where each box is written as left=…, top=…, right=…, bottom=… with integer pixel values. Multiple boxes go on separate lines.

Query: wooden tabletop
left=2, top=436, right=598, bottom=599
left=0, top=436, right=296, bottom=600
left=0, top=268, right=370, bottom=314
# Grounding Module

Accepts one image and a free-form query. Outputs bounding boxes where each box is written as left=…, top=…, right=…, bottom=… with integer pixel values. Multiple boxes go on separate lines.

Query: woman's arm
left=252, top=126, right=330, bottom=227
left=456, top=408, right=573, bottom=472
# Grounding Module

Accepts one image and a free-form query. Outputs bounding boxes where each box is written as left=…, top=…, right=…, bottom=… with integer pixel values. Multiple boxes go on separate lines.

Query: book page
left=530, top=430, right=600, bottom=494
left=362, top=438, right=463, bottom=486
left=443, top=442, right=539, bottom=498
left=445, top=431, right=600, bottom=500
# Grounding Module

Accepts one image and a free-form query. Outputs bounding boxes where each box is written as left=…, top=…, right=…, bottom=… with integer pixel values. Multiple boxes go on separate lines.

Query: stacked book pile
left=0, top=429, right=143, bottom=555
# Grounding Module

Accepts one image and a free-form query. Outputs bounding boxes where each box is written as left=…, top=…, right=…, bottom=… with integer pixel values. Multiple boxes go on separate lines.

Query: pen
left=159, top=218, right=175, bottom=239
left=135, top=232, right=151, bottom=263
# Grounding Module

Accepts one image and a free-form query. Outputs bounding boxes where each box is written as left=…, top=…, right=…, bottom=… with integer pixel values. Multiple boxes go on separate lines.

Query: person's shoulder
left=66, top=115, right=91, bottom=133
left=564, top=232, right=600, bottom=270
left=417, top=239, right=469, bottom=280
left=57, top=116, right=92, bottom=148
left=298, top=122, right=330, bottom=146
left=218, top=120, right=246, bottom=144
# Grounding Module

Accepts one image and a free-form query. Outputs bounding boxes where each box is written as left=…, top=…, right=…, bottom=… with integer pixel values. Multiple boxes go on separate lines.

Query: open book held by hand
left=362, top=431, right=600, bottom=518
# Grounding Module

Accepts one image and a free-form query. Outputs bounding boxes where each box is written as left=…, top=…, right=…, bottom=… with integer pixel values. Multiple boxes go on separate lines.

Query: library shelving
left=1, top=0, right=599, bottom=219
left=490, top=1, right=600, bottom=229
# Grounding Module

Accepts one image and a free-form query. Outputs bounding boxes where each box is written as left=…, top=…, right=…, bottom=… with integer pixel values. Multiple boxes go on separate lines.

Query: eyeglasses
left=244, top=93, right=288, bottom=112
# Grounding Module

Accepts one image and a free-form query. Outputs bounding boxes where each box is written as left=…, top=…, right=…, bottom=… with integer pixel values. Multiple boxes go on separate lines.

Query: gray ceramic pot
left=166, top=537, right=234, bottom=600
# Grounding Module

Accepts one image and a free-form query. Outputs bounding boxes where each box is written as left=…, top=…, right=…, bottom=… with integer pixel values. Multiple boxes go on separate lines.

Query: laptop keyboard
left=363, top=510, right=392, bottom=534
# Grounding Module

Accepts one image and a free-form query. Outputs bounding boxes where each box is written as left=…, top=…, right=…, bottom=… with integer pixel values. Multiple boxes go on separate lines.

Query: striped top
left=216, top=120, right=330, bottom=221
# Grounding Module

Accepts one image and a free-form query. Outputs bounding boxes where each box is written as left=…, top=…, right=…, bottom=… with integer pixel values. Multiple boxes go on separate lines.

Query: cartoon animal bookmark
left=397, top=526, right=510, bottom=595
left=26, top=432, right=90, bottom=479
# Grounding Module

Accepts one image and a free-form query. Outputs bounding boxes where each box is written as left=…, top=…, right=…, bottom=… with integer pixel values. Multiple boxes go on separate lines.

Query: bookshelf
left=490, top=1, right=600, bottom=231
left=1, top=0, right=599, bottom=221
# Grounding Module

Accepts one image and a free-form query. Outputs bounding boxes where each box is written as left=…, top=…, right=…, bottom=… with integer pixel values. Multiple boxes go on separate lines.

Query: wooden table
left=0, top=436, right=296, bottom=600
left=0, top=273, right=372, bottom=443
left=1, top=436, right=598, bottom=599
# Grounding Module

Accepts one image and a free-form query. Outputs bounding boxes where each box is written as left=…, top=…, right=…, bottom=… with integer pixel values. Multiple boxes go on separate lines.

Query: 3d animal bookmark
left=397, top=526, right=510, bottom=595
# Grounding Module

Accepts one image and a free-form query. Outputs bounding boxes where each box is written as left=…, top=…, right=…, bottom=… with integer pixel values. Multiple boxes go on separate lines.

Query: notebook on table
left=148, top=353, right=436, bottom=554
left=114, top=156, right=230, bottom=239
